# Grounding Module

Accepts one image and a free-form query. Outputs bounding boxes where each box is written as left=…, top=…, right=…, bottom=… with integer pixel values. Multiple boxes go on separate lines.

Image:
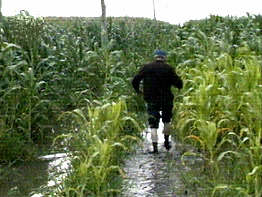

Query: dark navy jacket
left=132, top=60, right=183, bottom=104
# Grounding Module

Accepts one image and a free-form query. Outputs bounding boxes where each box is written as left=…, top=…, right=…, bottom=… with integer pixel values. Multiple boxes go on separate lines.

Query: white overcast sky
left=2, top=0, right=262, bottom=25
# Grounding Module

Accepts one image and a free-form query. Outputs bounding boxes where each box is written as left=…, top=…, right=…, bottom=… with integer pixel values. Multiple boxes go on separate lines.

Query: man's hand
left=137, top=90, right=143, bottom=95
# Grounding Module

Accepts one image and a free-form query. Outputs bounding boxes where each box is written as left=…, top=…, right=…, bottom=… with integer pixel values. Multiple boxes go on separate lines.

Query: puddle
left=31, top=153, right=70, bottom=197
left=0, top=153, right=70, bottom=197
left=0, top=121, right=204, bottom=197
left=121, top=120, right=202, bottom=197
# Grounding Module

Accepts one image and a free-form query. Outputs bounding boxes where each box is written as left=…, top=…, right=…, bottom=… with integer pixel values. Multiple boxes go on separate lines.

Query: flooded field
left=0, top=121, right=204, bottom=197
left=0, top=153, right=69, bottom=197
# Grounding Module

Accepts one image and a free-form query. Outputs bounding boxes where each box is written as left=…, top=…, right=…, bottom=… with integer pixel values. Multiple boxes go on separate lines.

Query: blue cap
left=154, top=50, right=167, bottom=57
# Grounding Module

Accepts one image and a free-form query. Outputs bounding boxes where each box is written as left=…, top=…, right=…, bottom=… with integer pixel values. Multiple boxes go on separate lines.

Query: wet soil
left=121, top=121, right=203, bottom=197
left=0, top=153, right=69, bottom=197
left=0, top=160, right=49, bottom=197
left=0, top=122, right=204, bottom=197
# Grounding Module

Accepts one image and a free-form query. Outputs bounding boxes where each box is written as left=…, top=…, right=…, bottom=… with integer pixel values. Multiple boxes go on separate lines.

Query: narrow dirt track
left=121, top=121, right=200, bottom=197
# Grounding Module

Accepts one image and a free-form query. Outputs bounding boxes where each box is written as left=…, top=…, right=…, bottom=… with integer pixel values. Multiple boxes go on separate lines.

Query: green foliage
left=56, top=99, right=141, bottom=196
left=174, top=21, right=262, bottom=196
left=0, top=12, right=261, bottom=196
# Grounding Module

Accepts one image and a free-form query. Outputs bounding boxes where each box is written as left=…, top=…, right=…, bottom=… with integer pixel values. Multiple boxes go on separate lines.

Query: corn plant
left=174, top=35, right=261, bottom=196
left=1, top=12, right=261, bottom=196
left=56, top=99, right=140, bottom=196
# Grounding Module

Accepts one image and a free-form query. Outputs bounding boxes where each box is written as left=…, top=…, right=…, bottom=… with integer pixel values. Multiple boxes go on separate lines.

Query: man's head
left=154, top=50, right=167, bottom=61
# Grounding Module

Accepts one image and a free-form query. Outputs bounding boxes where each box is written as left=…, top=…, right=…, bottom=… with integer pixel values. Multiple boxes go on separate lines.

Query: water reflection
left=39, top=153, right=69, bottom=187
left=121, top=119, right=204, bottom=197
left=122, top=121, right=184, bottom=197
left=31, top=153, right=70, bottom=197
left=0, top=120, right=203, bottom=197
left=0, top=153, right=69, bottom=197
left=0, top=160, right=49, bottom=197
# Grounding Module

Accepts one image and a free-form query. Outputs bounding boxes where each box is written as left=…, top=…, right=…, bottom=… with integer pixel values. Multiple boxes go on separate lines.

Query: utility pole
left=101, top=0, right=108, bottom=48
left=152, top=0, right=156, bottom=20
left=0, top=0, right=3, bottom=22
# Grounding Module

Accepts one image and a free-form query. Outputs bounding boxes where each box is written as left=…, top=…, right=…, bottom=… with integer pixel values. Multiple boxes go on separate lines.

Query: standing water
left=0, top=121, right=203, bottom=197
left=0, top=153, right=70, bottom=197
left=121, top=120, right=201, bottom=197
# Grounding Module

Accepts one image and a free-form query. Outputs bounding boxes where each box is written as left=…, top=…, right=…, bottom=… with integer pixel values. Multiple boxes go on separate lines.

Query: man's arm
left=132, top=68, right=144, bottom=94
left=171, top=69, right=183, bottom=89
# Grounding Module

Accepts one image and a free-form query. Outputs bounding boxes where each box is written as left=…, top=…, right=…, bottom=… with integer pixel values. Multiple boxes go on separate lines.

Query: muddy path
left=0, top=121, right=203, bottom=197
left=121, top=121, right=202, bottom=197
left=0, top=153, right=69, bottom=197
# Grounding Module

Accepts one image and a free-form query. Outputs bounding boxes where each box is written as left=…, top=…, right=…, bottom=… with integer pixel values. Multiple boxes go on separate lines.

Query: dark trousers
left=146, top=100, right=173, bottom=128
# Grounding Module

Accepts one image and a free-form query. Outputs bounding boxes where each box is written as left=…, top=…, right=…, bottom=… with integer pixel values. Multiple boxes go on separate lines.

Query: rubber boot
left=149, top=142, right=158, bottom=154
left=149, top=128, right=158, bottom=154
left=164, top=135, right=171, bottom=151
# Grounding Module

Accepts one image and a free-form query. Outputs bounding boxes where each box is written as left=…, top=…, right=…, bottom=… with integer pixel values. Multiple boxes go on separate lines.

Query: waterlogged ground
left=0, top=121, right=204, bottom=197
left=0, top=153, right=69, bottom=197
left=121, top=121, right=204, bottom=197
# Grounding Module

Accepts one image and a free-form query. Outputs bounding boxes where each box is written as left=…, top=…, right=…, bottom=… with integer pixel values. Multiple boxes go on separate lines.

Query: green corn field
left=0, top=12, right=261, bottom=196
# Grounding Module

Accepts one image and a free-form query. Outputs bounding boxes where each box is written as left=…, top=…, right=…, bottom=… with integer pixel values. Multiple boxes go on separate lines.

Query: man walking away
left=132, top=50, right=183, bottom=153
